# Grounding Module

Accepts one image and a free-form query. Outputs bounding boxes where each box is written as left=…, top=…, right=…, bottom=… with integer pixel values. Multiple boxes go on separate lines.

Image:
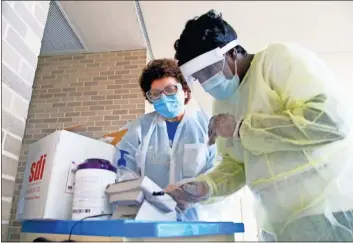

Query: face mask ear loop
left=221, top=56, right=226, bottom=73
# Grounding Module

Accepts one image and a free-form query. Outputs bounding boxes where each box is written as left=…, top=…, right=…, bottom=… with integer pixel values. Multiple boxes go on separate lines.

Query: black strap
left=33, top=237, right=76, bottom=242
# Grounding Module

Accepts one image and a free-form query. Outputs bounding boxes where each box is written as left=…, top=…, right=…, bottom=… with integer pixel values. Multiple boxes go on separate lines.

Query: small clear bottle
left=116, top=150, right=138, bottom=182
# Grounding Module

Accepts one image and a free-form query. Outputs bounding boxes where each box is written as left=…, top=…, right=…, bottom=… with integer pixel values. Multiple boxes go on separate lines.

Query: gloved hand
left=164, top=181, right=210, bottom=211
left=208, top=114, right=243, bottom=145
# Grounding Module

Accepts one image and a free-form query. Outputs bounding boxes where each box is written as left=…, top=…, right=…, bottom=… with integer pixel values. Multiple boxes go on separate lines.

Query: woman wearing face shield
left=165, top=10, right=353, bottom=241
left=115, top=59, right=216, bottom=221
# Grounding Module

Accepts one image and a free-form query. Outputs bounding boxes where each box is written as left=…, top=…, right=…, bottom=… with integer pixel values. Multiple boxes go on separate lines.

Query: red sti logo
left=29, top=154, right=47, bottom=183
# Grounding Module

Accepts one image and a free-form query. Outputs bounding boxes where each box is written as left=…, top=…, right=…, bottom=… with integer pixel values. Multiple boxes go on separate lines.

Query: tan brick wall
left=8, top=49, right=147, bottom=241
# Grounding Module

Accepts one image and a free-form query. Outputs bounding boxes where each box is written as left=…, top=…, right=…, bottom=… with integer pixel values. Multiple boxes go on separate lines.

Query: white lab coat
left=116, top=108, right=216, bottom=190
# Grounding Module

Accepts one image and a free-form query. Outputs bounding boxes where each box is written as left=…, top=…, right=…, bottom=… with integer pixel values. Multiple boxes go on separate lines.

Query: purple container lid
left=76, top=158, right=117, bottom=173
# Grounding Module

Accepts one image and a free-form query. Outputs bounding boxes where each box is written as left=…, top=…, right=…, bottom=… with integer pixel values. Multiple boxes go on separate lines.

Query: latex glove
left=208, top=114, right=243, bottom=145
left=164, top=181, right=210, bottom=211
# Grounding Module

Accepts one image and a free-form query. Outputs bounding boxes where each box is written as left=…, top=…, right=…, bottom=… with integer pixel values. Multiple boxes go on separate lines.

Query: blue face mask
left=153, top=93, right=185, bottom=119
left=201, top=72, right=240, bottom=100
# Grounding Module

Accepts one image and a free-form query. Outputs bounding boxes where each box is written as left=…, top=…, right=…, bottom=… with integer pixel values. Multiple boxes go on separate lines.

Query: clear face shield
left=179, top=40, right=239, bottom=119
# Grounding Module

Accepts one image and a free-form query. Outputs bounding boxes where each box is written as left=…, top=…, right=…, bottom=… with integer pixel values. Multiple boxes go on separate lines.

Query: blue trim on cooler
left=22, top=220, right=244, bottom=238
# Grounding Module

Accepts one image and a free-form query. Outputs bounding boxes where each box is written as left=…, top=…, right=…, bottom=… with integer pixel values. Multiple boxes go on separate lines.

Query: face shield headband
left=179, top=40, right=239, bottom=85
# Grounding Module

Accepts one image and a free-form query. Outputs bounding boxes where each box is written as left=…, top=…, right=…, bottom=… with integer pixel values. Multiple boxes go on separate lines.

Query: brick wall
left=7, top=49, right=147, bottom=241
left=1, top=1, right=50, bottom=240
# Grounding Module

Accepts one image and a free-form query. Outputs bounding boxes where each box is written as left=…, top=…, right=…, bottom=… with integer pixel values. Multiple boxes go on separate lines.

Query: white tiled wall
left=1, top=1, right=50, bottom=240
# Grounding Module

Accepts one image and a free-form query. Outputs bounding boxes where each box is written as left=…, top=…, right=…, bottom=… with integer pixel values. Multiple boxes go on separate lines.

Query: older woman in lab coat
left=116, top=59, right=216, bottom=221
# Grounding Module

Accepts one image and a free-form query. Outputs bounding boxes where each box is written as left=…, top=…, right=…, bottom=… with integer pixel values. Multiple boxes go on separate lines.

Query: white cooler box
left=17, top=130, right=117, bottom=220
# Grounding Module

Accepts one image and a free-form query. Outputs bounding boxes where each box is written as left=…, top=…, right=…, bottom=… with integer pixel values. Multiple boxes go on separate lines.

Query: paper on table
left=140, top=177, right=177, bottom=213
left=135, top=200, right=176, bottom=221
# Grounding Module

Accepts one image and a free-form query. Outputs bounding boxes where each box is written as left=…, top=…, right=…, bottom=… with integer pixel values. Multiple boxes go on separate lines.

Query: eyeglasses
left=146, top=84, right=181, bottom=102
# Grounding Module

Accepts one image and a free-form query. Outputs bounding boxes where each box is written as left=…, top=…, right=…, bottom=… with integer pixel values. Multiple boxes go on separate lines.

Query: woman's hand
left=164, top=181, right=210, bottom=211
left=208, top=114, right=243, bottom=145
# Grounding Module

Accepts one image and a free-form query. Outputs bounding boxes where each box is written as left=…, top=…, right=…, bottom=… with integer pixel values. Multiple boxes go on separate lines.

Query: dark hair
left=138, top=59, right=191, bottom=104
left=174, top=10, right=247, bottom=66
